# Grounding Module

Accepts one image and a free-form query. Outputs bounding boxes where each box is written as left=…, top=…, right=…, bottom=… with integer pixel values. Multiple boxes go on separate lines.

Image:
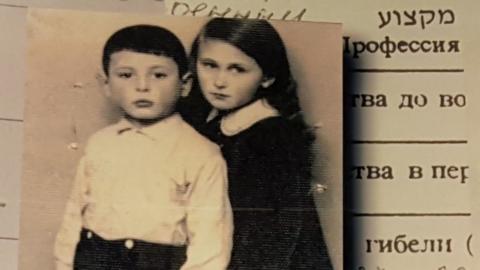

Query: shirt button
left=86, top=231, right=93, bottom=239
left=125, top=239, right=134, bottom=249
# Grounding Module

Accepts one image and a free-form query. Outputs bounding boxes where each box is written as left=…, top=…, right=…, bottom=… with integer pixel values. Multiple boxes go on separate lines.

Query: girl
left=182, top=18, right=332, bottom=270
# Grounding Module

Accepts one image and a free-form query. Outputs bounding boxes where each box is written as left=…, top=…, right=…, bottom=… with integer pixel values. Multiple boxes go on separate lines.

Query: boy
left=54, top=25, right=233, bottom=270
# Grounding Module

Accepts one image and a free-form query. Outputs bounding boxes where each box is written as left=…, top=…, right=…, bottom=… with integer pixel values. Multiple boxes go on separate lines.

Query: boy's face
left=104, top=50, right=187, bottom=125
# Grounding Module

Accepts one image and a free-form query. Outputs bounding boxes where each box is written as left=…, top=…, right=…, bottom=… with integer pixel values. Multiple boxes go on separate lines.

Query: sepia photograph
left=20, top=8, right=342, bottom=270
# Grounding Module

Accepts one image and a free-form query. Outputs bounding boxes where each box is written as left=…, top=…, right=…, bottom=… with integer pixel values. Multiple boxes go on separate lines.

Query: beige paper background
left=20, top=8, right=342, bottom=270
left=0, top=2, right=166, bottom=269
left=0, top=4, right=27, bottom=270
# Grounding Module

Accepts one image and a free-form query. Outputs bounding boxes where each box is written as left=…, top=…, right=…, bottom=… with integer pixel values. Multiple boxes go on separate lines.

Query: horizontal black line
left=352, top=140, right=467, bottom=145
left=0, top=117, right=23, bottom=122
left=232, top=207, right=317, bottom=212
left=352, top=212, right=471, bottom=217
left=0, top=3, right=28, bottom=8
left=351, top=68, right=464, bottom=73
left=0, top=236, right=19, bottom=241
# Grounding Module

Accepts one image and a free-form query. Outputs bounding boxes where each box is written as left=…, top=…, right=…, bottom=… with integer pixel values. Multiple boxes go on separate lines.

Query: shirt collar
left=114, top=113, right=183, bottom=141
left=216, top=99, right=279, bottom=136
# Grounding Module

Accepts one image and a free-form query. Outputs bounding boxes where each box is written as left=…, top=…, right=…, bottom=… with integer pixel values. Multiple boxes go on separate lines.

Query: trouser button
left=125, top=239, right=134, bottom=249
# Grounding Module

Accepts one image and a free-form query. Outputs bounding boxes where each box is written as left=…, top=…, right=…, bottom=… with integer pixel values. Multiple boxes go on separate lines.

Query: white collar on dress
left=209, top=99, right=280, bottom=136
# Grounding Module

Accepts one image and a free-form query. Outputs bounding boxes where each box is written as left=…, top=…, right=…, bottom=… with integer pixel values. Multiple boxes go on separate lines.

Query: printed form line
left=0, top=117, right=23, bottom=122
left=0, top=236, right=19, bottom=241
left=351, top=68, right=464, bottom=73
left=0, top=3, right=27, bottom=8
left=352, top=140, right=467, bottom=145
left=352, top=212, right=471, bottom=217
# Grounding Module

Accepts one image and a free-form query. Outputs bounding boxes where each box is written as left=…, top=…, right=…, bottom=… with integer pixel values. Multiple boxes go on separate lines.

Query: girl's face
left=196, top=39, right=269, bottom=111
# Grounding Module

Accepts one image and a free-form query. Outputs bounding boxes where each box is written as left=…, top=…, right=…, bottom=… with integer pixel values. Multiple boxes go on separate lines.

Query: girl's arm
left=233, top=119, right=327, bottom=269
left=261, top=134, right=310, bottom=268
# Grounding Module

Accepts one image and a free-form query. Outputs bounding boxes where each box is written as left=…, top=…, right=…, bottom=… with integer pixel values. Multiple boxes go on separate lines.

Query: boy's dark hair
left=102, top=24, right=188, bottom=76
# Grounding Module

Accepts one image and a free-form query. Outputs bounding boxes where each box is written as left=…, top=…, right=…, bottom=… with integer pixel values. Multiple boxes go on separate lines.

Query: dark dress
left=199, top=115, right=332, bottom=270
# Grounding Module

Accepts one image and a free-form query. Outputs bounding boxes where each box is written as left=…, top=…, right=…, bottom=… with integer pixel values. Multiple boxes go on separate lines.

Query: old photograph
left=21, top=8, right=342, bottom=269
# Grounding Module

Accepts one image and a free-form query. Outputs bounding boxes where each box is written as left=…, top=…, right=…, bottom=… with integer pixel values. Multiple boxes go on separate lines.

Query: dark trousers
left=74, top=229, right=186, bottom=270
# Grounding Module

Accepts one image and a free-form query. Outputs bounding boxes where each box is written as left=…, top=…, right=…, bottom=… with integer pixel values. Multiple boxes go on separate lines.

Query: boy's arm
left=55, top=260, right=74, bottom=270
left=53, top=157, right=88, bottom=270
left=181, top=153, right=233, bottom=270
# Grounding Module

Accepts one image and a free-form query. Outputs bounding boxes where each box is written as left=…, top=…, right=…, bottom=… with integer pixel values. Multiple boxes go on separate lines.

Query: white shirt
left=54, top=113, right=233, bottom=270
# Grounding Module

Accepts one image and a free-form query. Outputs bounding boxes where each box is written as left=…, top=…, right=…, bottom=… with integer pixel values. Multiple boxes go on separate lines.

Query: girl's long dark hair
left=180, top=18, right=308, bottom=132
